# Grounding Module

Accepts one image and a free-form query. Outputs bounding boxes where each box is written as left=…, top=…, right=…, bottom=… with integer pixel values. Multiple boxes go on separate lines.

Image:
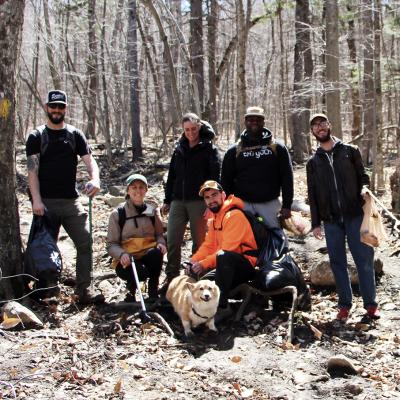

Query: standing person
left=306, top=113, right=379, bottom=321
left=160, top=113, right=221, bottom=291
left=221, top=106, right=293, bottom=229
left=26, top=90, right=104, bottom=304
left=107, top=174, right=166, bottom=302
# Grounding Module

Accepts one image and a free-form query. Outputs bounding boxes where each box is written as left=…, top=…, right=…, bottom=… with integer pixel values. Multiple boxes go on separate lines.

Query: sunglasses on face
left=48, top=103, right=66, bottom=110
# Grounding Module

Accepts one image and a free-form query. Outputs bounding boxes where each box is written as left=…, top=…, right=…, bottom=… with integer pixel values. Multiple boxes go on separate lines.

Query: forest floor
left=1, top=143, right=400, bottom=400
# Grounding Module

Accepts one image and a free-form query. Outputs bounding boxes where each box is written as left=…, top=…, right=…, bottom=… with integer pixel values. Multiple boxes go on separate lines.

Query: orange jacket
left=191, top=195, right=257, bottom=270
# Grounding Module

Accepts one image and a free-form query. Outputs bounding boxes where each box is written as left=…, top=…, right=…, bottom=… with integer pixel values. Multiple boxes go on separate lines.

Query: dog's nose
left=203, top=293, right=210, bottom=300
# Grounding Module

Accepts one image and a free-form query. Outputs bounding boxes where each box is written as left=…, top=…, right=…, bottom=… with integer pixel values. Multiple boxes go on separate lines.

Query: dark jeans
left=115, top=247, right=163, bottom=294
left=324, top=215, right=376, bottom=309
left=203, top=250, right=256, bottom=308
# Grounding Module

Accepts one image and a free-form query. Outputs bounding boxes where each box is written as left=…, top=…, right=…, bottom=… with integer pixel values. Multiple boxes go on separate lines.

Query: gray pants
left=243, top=198, right=282, bottom=229
left=43, top=198, right=91, bottom=292
left=166, top=199, right=207, bottom=279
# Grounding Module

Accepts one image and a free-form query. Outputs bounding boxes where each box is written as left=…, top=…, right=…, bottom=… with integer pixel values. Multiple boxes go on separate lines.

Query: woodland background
left=1, top=0, right=400, bottom=297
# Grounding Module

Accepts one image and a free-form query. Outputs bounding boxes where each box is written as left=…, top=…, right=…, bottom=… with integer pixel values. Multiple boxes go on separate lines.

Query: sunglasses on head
left=48, top=103, right=66, bottom=110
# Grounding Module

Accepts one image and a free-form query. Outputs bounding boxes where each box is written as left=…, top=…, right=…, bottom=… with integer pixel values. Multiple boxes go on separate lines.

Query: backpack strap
left=117, top=204, right=155, bottom=242
left=37, top=124, right=77, bottom=156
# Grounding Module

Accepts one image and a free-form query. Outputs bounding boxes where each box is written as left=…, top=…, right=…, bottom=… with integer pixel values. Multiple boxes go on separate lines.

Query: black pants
left=115, top=247, right=163, bottom=294
left=203, top=250, right=256, bottom=307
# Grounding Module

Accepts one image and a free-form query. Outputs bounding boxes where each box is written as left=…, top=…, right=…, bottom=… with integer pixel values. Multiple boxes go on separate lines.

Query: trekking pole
left=131, top=256, right=151, bottom=322
left=88, top=193, right=94, bottom=288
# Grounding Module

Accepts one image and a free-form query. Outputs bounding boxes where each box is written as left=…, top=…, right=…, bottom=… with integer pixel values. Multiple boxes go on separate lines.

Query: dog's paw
left=183, top=330, right=194, bottom=341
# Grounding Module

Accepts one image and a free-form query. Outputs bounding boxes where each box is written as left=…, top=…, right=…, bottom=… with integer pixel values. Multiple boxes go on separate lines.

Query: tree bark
left=290, top=0, right=313, bottom=163
left=190, top=0, right=204, bottom=114
left=127, top=0, right=142, bottom=161
left=0, top=0, right=25, bottom=300
left=325, top=0, right=342, bottom=138
left=87, top=0, right=98, bottom=140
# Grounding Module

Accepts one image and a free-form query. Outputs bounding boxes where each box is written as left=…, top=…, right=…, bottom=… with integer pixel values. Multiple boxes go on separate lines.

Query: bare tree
left=0, top=0, right=25, bottom=299
left=127, top=0, right=142, bottom=160
left=325, top=0, right=342, bottom=138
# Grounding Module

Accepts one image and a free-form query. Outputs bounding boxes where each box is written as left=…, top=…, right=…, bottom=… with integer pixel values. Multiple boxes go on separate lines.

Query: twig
left=0, top=381, right=16, bottom=399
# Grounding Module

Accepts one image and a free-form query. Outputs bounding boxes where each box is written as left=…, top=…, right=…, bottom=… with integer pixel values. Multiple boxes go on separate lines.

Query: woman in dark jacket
left=161, top=113, right=220, bottom=289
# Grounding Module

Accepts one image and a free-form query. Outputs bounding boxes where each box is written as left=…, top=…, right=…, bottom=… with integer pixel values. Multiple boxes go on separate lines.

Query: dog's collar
left=191, top=306, right=209, bottom=320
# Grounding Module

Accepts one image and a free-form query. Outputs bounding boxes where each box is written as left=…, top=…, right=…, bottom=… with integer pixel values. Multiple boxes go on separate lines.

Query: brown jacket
left=107, top=200, right=165, bottom=263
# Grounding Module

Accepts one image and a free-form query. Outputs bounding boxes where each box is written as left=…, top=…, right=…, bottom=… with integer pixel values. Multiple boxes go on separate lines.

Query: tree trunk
left=0, top=0, right=25, bottom=300
left=362, top=0, right=375, bottom=162
left=346, top=2, right=361, bottom=139
left=290, top=0, right=313, bottom=163
left=87, top=0, right=98, bottom=140
left=190, top=0, right=204, bottom=114
left=205, top=0, right=218, bottom=131
left=43, top=0, right=61, bottom=89
left=127, top=0, right=142, bottom=161
left=325, top=0, right=342, bottom=138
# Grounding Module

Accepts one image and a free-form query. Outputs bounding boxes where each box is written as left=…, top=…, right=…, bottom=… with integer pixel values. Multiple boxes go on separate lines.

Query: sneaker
left=76, top=287, right=105, bottom=305
left=336, top=307, right=350, bottom=321
left=215, top=305, right=233, bottom=323
left=366, top=306, right=381, bottom=320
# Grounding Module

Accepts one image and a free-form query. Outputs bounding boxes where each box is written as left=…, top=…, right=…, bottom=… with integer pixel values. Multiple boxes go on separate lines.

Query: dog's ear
left=186, top=282, right=195, bottom=292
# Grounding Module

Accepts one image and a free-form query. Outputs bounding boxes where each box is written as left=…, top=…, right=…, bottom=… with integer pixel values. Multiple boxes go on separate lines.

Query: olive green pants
left=165, top=199, right=207, bottom=280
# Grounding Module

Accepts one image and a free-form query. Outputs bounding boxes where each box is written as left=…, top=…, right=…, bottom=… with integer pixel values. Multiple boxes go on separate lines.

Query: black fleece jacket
left=221, top=129, right=294, bottom=208
left=164, top=138, right=221, bottom=204
left=306, top=139, right=369, bottom=228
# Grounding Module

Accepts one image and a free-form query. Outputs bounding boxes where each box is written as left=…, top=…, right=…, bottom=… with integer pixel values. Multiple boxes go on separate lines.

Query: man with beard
left=306, top=113, right=379, bottom=321
left=221, top=106, right=293, bottom=228
left=189, top=180, right=258, bottom=317
left=26, top=90, right=104, bottom=304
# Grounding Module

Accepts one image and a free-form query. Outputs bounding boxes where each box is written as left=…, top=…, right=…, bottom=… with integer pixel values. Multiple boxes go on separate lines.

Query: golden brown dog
left=166, top=275, right=220, bottom=337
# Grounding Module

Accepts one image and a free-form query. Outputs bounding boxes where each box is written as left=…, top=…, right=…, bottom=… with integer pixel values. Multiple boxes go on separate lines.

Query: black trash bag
left=257, top=227, right=287, bottom=265
left=24, top=213, right=62, bottom=298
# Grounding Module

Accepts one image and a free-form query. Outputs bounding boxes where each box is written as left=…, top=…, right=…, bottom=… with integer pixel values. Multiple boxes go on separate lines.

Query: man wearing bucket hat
left=306, top=113, right=379, bottom=321
left=107, top=174, right=166, bottom=301
left=221, top=106, right=293, bottom=229
left=26, top=90, right=104, bottom=304
left=189, top=180, right=258, bottom=318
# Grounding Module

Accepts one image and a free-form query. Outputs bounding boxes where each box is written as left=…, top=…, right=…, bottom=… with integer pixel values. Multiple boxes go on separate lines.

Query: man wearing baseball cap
left=26, top=90, right=104, bottom=304
left=306, top=113, right=379, bottom=321
left=221, top=106, right=293, bottom=230
left=189, top=180, right=258, bottom=319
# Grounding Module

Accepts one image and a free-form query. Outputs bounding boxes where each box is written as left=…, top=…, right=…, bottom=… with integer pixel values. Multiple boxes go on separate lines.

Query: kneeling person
left=190, top=180, right=258, bottom=313
left=107, top=174, right=166, bottom=301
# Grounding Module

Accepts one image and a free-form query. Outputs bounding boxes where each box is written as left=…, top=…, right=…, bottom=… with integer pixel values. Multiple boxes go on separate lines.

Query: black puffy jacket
left=306, top=139, right=369, bottom=228
left=164, top=138, right=221, bottom=204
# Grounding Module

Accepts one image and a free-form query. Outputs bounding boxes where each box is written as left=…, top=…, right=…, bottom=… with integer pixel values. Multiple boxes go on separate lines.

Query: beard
left=47, top=111, right=65, bottom=124
left=314, top=128, right=331, bottom=143
left=209, top=204, right=222, bottom=213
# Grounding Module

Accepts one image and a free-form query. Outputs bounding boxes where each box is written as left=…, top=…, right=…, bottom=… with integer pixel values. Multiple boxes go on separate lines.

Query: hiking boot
left=215, top=304, right=233, bottom=323
left=76, top=287, right=105, bottom=305
left=336, top=307, right=350, bottom=322
left=124, top=292, right=136, bottom=303
left=366, top=306, right=381, bottom=320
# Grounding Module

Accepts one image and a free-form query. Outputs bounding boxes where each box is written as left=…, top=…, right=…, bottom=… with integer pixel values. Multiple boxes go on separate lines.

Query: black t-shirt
left=26, top=125, right=91, bottom=198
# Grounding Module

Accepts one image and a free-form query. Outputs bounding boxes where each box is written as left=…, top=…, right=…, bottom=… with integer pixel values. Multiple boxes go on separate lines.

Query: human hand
left=312, top=226, right=324, bottom=240
left=32, top=199, right=45, bottom=216
left=85, top=180, right=100, bottom=197
left=157, top=243, right=167, bottom=255
left=161, top=204, right=170, bottom=216
left=361, top=186, right=370, bottom=201
left=191, top=262, right=204, bottom=275
left=120, top=252, right=131, bottom=268
left=280, top=208, right=292, bottom=220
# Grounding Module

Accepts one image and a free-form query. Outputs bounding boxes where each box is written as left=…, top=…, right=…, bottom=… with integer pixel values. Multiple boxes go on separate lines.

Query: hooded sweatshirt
left=191, top=195, right=257, bottom=270
left=221, top=128, right=293, bottom=208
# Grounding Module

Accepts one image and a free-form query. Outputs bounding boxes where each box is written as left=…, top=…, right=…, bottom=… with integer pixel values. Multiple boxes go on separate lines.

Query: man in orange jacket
left=190, top=180, right=258, bottom=313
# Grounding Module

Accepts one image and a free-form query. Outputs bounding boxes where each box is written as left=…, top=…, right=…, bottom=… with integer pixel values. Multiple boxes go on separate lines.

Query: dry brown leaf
left=114, top=378, right=123, bottom=393
left=230, top=355, right=242, bottom=363
left=355, top=322, right=370, bottom=331
left=232, top=382, right=242, bottom=395
left=308, top=323, right=323, bottom=340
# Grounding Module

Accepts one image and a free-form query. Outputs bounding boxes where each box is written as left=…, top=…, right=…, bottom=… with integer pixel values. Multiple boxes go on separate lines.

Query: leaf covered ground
left=1, top=144, right=400, bottom=400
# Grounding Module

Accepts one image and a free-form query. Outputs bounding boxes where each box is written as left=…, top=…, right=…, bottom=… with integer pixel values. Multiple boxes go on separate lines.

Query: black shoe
left=76, top=287, right=105, bottom=304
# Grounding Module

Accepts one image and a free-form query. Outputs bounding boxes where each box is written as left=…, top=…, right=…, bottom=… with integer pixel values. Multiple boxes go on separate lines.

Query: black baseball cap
left=46, top=90, right=68, bottom=105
